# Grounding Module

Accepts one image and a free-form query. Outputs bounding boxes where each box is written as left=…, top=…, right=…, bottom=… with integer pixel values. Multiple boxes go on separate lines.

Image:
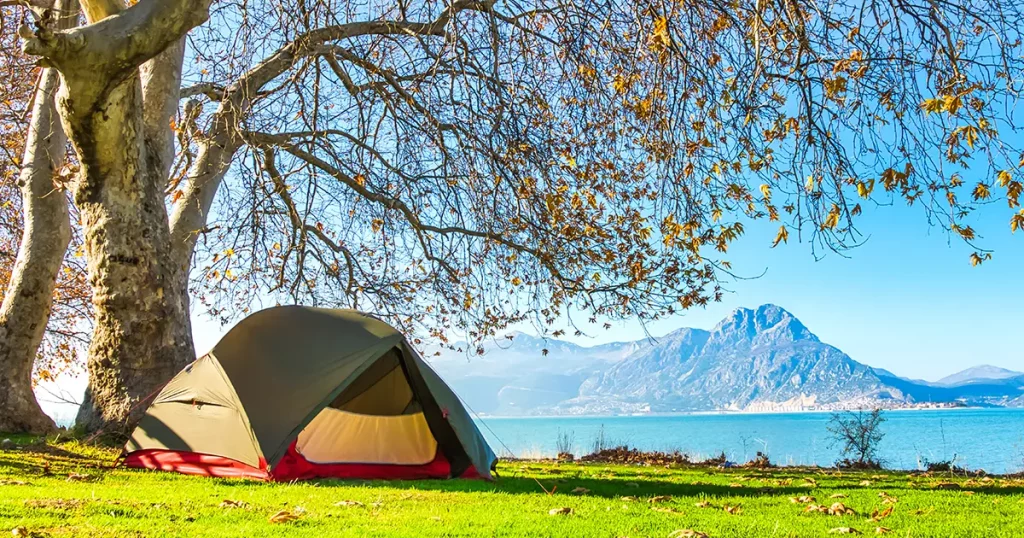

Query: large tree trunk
left=18, top=0, right=211, bottom=434
left=63, top=70, right=195, bottom=433
left=0, top=67, right=71, bottom=434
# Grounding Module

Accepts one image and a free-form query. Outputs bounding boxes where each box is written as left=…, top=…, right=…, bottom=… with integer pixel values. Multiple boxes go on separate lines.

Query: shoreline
left=475, top=406, right=1022, bottom=420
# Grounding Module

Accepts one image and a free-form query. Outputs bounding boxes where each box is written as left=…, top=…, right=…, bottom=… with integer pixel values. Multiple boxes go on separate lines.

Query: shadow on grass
left=308, top=474, right=809, bottom=499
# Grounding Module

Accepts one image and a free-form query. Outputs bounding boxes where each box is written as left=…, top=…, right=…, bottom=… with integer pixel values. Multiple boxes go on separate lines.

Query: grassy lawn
left=1, top=436, right=1022, bottom=537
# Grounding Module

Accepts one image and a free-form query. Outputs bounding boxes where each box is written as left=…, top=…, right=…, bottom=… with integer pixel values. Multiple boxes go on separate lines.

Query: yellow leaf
left=997, top=170, right=1012, bottom=187
left=760, top=184, right=771, bottom=199
left=972, top=183, right=991, bottom=200
left=772, top=226, right=789, bottom=248
left=805, top=175, right=815, bottom=192
left=921, top=98, right=944, bottom=114
left=856, top=179, right=874, bottom=199
left=1011, top=211, right=1024, bottom=233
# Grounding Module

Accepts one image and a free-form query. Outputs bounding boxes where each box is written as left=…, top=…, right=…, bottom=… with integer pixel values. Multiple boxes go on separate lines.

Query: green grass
left=1, top=436, right=1022, bottom=537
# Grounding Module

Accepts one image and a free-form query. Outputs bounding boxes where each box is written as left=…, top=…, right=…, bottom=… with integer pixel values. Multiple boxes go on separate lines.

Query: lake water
left=473, top=408, right=1024, bottom=474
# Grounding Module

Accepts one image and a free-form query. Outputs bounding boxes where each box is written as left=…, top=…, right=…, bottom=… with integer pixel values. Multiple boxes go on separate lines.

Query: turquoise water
left=474, top=408, right=1024, bottom=474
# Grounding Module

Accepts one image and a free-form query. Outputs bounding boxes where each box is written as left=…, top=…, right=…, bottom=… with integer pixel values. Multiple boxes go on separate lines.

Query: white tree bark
left=0, top=66, right=71, bottom=434
left=22, top=0, right=211, bottom=433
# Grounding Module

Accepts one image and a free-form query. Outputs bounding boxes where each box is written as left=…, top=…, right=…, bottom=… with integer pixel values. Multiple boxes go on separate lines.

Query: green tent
left=123, top=306, right=496, bottom=481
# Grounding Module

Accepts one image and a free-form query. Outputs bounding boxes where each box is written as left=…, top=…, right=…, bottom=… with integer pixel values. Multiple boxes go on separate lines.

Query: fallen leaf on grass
left=878, top=492, right=897, bottom=504
left=549, top=507, right=572, bottom=516
left=334, top=500, right=364, bottom=507
left=723, top=504, right=742, bottom=515
left=870, top=506, right=893, bottom=521
left=911, top=507, right=934, bottom=516
left=803, top=478, right=818, bottom=487
left=268, top=510, right=301, bottom=523
left=668, top=530, right=708, bottom=538
left=828, top=502, right=856, bottom=516
left=728, top=483, right=743, bottom=488
left=805, top=504, right=828, bottom=513
left=962, top=491, right=975, bottom=496
left=828, top=528, right=861, bottom=534
left=621, top=496, right=638, bottom=502
left=694, top=501, right=712, bottom=508
left=790, top=496, right=816, bottom=503
left=830, top=494, right=847, bottom=499
left=219, top=500, right=248, bottom=509
left=0, top=480, right=28, bottom=486
left=875, top=527, right=892, bottom=534
left=649, top=496, right=672, bottom=504
left=859, top=480, right=873, bottom=486
left=571, top=487, right=590, bottom=495
left=653, top=507, right=683, bottom=514
left=66, top=473, right=90, bottom=482
left=11, top=527, right=33, bottom=537
left=934, top=482, right=960, bottom=490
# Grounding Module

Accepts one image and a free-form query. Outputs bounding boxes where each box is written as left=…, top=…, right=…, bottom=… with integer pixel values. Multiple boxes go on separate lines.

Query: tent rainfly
left=122, top=307, right=496, bottom=481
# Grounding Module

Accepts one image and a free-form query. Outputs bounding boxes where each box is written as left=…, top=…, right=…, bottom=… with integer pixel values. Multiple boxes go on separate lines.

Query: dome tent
left=123, top=306, right=496, bottom=481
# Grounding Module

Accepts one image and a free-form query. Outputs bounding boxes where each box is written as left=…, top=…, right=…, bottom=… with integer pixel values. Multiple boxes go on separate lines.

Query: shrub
left=555, top=429, right=575, bottom=461
left=827, top=408, right=886, bottom=469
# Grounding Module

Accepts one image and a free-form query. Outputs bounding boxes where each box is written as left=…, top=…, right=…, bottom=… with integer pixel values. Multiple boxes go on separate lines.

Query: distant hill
left=936, top=365, right=1023, bottom=386
left=425, top=305, right=1024, bottom=415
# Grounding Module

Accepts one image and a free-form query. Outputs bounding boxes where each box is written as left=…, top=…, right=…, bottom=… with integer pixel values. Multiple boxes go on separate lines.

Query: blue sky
left=187, top=196, right=1022, bottom=382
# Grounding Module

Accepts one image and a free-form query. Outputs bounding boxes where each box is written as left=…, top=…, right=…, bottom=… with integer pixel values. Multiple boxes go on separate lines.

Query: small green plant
left=827, top=408, right=886, bottom=469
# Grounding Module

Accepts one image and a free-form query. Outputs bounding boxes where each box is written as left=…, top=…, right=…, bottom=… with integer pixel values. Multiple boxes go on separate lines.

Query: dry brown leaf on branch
left=268, top=510, right=301, bottom=523
left=668, top=530, right=709, bottom=538
left=828, top=528, right=861, bottom=534
left=549, top=507, right=573, bottom=516
left=334, top=500, right=364, bottom=507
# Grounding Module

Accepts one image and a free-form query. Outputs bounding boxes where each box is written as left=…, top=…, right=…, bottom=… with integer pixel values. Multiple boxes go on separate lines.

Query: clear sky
left=186, top=196, right=1022, bottom=382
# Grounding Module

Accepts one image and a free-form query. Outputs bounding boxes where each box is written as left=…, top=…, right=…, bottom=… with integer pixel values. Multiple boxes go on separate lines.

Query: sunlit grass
left=0, top=436, right=1021, bottom=537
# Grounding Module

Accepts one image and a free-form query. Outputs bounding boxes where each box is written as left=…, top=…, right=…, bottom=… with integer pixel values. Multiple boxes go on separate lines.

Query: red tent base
left=123, top=450, right=270, bottom=480
left=123, top=443, right=482, bottom=481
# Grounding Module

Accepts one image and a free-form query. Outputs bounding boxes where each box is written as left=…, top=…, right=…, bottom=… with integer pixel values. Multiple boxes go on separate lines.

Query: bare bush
left=555, top=429, right=574, bottom=461
left=827, top=408, right=886, bottom=469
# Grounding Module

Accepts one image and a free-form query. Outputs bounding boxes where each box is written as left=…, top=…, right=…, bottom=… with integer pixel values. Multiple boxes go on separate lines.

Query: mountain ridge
left=425, top=305, right=1023, bottom=416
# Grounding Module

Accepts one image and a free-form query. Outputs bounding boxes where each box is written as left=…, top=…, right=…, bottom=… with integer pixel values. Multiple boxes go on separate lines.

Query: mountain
left=565, top=305, right=905, bottom=414
left=425, top=305, right=1024, bottom=415
left=936, top=365, right=1023, bottom=386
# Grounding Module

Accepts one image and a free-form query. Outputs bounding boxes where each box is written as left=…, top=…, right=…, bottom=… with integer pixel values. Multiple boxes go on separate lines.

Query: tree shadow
left=307, top=473, right=809, bottom=499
